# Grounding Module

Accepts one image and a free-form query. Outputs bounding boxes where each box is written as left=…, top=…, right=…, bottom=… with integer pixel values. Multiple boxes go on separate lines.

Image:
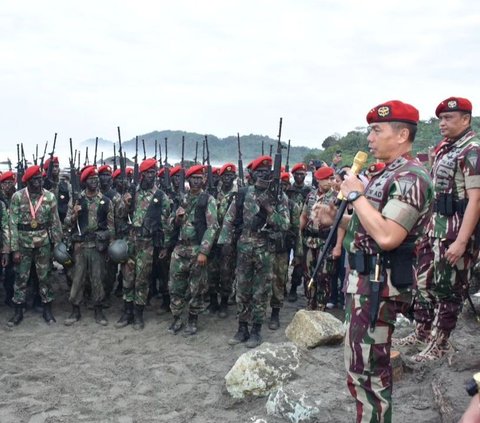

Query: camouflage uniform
left=168, top=190, right=218, bottom=320
left=343, top=154, right=433, bottom=423
left=0, top=195, right=13, bottom=305
left=65, top=190, right=114, bottom=307
left=10, top=188, right=63, bottom=304
left=302, top=188, right=338, bottom=310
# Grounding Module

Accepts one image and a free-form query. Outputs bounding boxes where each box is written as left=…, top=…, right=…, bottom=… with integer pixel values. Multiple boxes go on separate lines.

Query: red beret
left=43, top=156, right=59, bottom=170
left=186, top=164, right=204, bottom=178
left=0, top=171, right=16, bottom=183
left=112, top=169, right=122, bottom=180
left=140, top=158, right=157, bottom=173
left=246, top=160, right=254, bottom=170
left=126, top=167, right=134, bottom=177
left=291, top=163, right=307, bottom=173
left=366, top=100, right=419, bottom=125
left=157, top=168, right=165, bottom=177
left=22, top=165, right=42, bottom=183
left=366, top=162, right=386, bottom=176
left=98, top=165, right=112, bottom=174
left=435, top=97, right=472, bottom=117
left=281, top=172, right=291, bottom=182
left=251, top=155, right=273, bottom=171
left=169, top=165, right=182, bottom=177
left=219, top=163, right=237, bottom=175
left=80, top=165, right=98, bottom=183
left=212, top=167, right=220, bottom=175
left=314, top=166, right=334, bottom=181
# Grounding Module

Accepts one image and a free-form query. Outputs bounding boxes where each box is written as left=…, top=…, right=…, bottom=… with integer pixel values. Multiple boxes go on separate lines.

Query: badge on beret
left=377, top=106, right=390, bottom=118
left=447, top=100, right=458, bottom=109
left=227, top=166, right=231, bottom=171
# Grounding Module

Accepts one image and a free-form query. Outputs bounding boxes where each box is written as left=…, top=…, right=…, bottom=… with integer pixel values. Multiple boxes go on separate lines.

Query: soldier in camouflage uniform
left=64, top=166, right=114, bottom=326
left=8, top=165, right=63, bottom=327
left=218, top=155, right=290, bottom=348
left=300, top=166, right=341, bottom=310
left=286, top=163, right=311, bottom=302
left=115, top=159, right=170, bottom=330
left=268, top=172, right=302, bottom=330
left=167, top=164, right=218, bottom=336
left=314, top=101, right=433, bottom=423
left=404, top=97, right=480, bottom=362
left=206, top=162, right=237, bottom=318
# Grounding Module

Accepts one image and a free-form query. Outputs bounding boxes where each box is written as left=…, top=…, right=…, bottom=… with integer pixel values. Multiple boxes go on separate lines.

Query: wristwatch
left=347, top=191, right=364, bottom=203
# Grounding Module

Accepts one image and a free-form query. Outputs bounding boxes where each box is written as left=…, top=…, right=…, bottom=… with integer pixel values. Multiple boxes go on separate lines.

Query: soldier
left=218, top=155, right=290, bottom=348
left=313, top=100, right=433, bottom=422
left=64, top=165, right=114, bottom=326
left=207, top=162, right=237, bottom=318
left=115, top=158, right=169, bottom=330
left=42, top=156, right=60, bottom=194
left=300, top=166, right=342, bottom=310
left=286, top=162, right=311, bottom=302
left=8, top=165, right=63, bottom=326
left=167, top=164, right=219, bottom=336
left=404, top=97, right=480, bottom=362
left=269, top=171, right=302, bottom=330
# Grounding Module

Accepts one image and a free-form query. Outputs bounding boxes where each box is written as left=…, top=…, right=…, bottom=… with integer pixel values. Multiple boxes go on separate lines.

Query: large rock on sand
left=285, top=310, right=344, bottom=349
left=225, top=342, right=301, bottom=399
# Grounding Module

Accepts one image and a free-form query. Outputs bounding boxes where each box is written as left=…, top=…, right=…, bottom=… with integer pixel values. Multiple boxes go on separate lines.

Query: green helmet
left=53, top=242, right=73, bottom=268
left=108, top=239, right=129, bottom=263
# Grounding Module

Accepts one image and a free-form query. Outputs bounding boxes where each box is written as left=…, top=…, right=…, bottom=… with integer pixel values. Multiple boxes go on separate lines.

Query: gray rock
left=225, top=342, right=301, bottom=399
left=285, top=310, right=345, bottom=349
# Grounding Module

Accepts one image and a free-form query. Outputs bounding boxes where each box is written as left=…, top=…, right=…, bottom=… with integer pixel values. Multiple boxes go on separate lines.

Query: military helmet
left=108, top=239, right=129, bottom=263
left=53, top=242, right=73, bottom=268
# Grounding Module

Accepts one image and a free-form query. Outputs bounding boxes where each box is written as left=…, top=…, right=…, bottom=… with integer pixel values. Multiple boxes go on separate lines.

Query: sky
left=1, top=0, right=480, bottom=160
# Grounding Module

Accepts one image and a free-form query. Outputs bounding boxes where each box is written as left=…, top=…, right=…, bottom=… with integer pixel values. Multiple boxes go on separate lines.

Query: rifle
left=154, top=139, right=158, bottom=161
left=117, top=126, right=127, bottom=180
left=133, top=136, right=139, bottom=185
left=194, top=141, right=198, bottom=164
left=84, top=146, right=89, bottom=167
left=16, top=144, right=24, bottom=190
left=69, top=138, right=82, bottom=235
left=261, top=140, right=265, bottom=155
left=163, top=137, right=171, bottom=192
left=142, top=139, right=146, bottom=160
left=202, top=137, right=206, bottom=165
left=39, top=141, right=48, bottom=169
left=285, top=139, right=291, bottom=172
left=270, top=118, right=284, bottom=206
left=179, top=136, right=186, bottom=194
left=158, top=139, right=163, bottom=169
left=113, top=144, right=117, bottom=171
left=43, top=133, right=57, bottom=190
left=21, top=144, right=27, bottom=169
left=7, top=158, right=12, bottom=172
left=237, top=133, right=245, bottom=187
left=34, top=144, right=38, bottom=165
left=93, top=137, right=98, bottom=166
left=269, top=144, right=273, bottom=157
left=204, top=135, right=215, bottom=196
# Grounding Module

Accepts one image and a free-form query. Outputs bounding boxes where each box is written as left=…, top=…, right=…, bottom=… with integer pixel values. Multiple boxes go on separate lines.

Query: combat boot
left=287, top=285, right=298, bottom=303
left=157, top=294, right=171, bottom=315
left=133, top=305, right=145, bottom=330
left=183, top=313, right=198, bottom=336
left=207, top=293, right=219, bottom=315
left=7, top=304, right=24, bottom=327
left=64, top=305, right=81, bottom=326
left=115, top=301, right=134, bottom=328
left=218, top=296, right=229, bottom=319
left=268, top=308, right=280, bottom=330
left=94, top=306, right=108, bottom=326
left=42, top=302, right=56, bottom=325
left=246, top=323, right=262, bottom=348
left=228, top=322, right=250, bottom=345
left=168, top=315, right=184, bottom=334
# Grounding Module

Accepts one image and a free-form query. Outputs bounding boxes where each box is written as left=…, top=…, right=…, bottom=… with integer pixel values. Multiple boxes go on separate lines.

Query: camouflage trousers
left=235, top=244, right=273, bottom=325
left=169, top=245, right=207, bottom=317
left=123, top=237, right=154, bottom=306
left=271, top=251, right=289, bottom=309
left=69, top=242, right=106, bottom=306
left=304, top=246, right=337, bottom=310
left=208, top=245, right=236, bottom=299
left=13, top=244, right=53, bottom=304
left=415, top=237, right=475, bottom=338
left=345, top=293, right=410, bottom=423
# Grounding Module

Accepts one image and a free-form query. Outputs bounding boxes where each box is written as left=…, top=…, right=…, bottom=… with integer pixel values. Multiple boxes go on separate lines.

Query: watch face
left=348, top=191, right=358, bottom=202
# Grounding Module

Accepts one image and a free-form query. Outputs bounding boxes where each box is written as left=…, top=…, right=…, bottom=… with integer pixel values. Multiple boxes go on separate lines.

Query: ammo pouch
left=348, top=251, right=376, bottom=275
left=268, top=232, right=288, bottom=253
left=383, top=243, right=415, bottom=289
left=434, top=193, right=468, bottom=217
left=95, top=230, right=111, bottom=252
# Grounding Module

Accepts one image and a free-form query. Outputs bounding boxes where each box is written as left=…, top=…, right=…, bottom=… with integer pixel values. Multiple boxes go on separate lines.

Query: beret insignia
left=377, top=106, right=390, bottom=118
left=447, top=100, right=458, bottom=109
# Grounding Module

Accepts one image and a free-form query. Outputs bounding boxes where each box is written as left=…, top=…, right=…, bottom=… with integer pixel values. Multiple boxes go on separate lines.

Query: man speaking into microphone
left=313, top=100, right=433, bottom=422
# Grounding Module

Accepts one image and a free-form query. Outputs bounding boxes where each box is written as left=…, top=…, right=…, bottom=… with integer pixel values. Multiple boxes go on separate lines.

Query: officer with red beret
left=7, top=165, right=63, bottom=327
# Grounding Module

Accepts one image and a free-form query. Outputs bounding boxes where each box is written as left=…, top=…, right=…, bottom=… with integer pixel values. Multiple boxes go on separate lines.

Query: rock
left=285, top=310, right=344, bottom=349
left=225, top=342, right=301, bottom=399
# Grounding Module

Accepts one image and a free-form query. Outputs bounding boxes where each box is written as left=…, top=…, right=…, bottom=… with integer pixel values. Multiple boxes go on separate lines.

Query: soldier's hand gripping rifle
left=69, top=138, right=82, bottom=236
left=204, top=135, right=215, bottom=196
left=43, top=133, right=57, bottom=190
left=237, top=133, right=245, bottom=187
left=307, top=151, right=368, bottom=292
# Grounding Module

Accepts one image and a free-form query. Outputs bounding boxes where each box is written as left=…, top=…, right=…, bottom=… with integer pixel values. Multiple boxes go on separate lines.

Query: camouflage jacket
left=10, top=188, right=63, bottom=250
left=218, top=185, right=290, bottom=253
left=288, top=198, right=303, bottom=257
left=427, top=129, right=480, bottom=240
left=102, top=188, right=128, bottom=238
left=343, top=153, right=433, bottom=297
left=287, top=184, right=311, bottom=208
left=0, top=199, right=10, bottom=253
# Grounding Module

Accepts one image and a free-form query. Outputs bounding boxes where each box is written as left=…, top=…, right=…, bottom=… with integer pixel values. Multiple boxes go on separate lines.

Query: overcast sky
left=1, top=0, right=480, bottom=158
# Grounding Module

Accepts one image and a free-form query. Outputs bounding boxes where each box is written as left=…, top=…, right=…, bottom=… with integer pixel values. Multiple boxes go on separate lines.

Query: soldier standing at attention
left=167, top=164, right=218, bottom=336
left=218, top=156, right=290, bottom=348
left=8, top=165, right=63, bottom=326
left=115, top=158, right=169, bottom=330
left=64, top=165, right=114, bottom=326
left=313, top=100, right=433, bottom=423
